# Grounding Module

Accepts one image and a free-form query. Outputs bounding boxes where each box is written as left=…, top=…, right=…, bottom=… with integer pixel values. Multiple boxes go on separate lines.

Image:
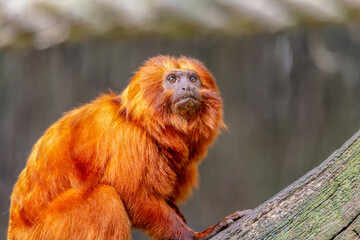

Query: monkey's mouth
left=175, top=96, right=198, bottom=104
left=173, top=95, right=200, bottom=114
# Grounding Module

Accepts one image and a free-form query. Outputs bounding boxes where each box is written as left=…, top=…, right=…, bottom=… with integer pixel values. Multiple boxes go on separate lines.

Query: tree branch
left=208, top=130, right=360, bottom=239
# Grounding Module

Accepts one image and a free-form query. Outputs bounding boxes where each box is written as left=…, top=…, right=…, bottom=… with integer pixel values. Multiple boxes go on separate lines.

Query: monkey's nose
left=181, top=84, right=191, bottom=91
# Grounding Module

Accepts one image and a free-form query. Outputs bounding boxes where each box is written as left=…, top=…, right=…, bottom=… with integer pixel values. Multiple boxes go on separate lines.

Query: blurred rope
left=0, top=0, right=359, bottom=49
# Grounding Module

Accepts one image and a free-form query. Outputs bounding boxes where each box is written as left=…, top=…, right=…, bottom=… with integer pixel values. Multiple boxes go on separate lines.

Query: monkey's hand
left=194, top=209, right=252, bottom=240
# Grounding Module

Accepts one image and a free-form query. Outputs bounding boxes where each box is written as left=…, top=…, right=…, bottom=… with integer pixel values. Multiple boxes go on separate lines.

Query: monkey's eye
left=167, top=75, right=177, bottom=83
left=189, top=76, right=198, bottom=83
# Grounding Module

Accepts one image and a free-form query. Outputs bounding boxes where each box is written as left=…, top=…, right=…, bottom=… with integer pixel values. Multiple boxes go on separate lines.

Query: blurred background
left=1, top=0, right=360, bottom=239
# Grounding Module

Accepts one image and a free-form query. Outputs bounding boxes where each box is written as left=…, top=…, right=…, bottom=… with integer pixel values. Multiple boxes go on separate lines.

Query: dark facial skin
left=163, top=69, right=202, bottom=116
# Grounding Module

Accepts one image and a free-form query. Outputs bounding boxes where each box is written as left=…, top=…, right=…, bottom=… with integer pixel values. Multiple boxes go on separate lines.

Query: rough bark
left=208, top=130, right=360, bottom=239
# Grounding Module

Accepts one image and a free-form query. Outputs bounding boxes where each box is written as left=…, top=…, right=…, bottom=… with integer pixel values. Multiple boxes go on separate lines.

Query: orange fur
left=8, top=55, right=225, bottom=240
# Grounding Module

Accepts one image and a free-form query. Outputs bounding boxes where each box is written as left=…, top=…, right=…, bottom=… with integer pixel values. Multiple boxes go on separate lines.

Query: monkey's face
left=163, top=69, right=202, bottom=116
left=122, top=56, right=223, bottom=129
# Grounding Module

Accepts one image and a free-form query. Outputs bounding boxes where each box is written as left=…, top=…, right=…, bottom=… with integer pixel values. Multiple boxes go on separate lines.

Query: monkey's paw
left=194, top=209, right=252, bottom=240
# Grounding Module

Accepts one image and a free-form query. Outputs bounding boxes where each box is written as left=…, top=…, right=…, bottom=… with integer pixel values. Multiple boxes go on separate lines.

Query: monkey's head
left=119, top=55, right=225, bottom=134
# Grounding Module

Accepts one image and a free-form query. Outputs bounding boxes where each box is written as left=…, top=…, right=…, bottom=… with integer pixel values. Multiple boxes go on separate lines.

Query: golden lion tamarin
left=8, top=55, right=228, bottom=240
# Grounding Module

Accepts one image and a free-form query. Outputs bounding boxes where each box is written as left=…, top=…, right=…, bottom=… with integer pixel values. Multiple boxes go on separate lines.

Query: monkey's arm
left=129, top=194, right=195, bottom=240
left=166, top=199, right=187, bottom=223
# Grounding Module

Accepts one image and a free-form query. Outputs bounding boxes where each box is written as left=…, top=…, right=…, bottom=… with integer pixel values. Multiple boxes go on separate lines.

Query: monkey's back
left=7, top=94, right=140, bottom=237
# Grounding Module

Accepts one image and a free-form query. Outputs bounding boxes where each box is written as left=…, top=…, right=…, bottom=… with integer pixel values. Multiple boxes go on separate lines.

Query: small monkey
left=8, top=55, right=239, bottom=240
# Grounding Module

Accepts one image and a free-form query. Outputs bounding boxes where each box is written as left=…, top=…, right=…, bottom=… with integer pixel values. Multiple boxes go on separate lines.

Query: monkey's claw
left=195, top=209, right=252, bottom=240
